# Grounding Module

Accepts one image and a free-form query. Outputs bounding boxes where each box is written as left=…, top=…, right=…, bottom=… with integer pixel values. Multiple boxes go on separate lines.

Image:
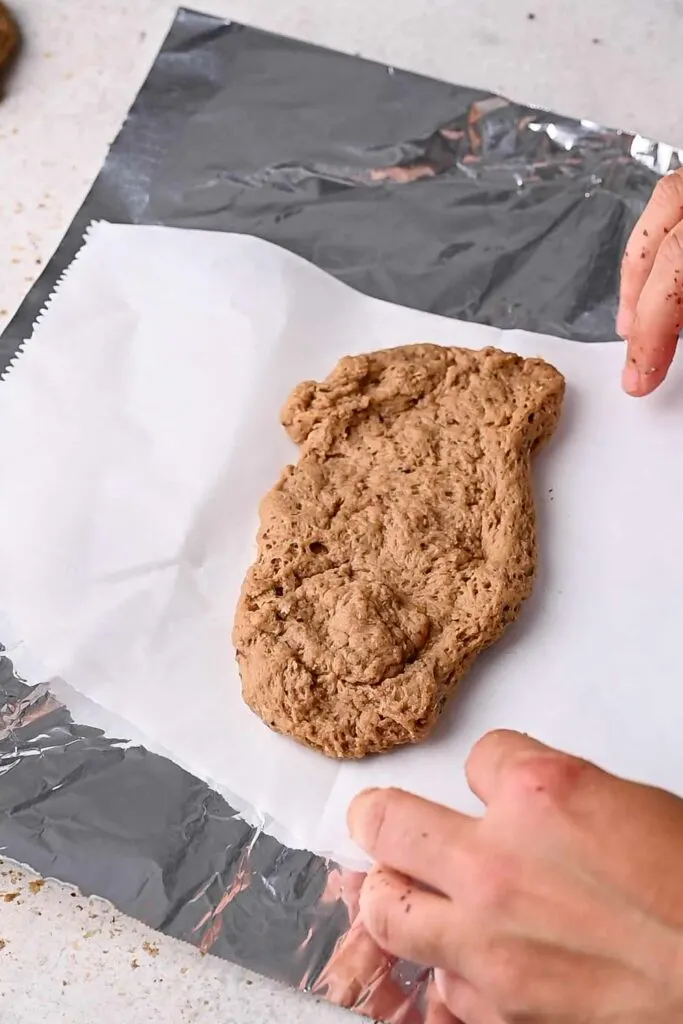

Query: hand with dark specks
left=619, top=168, right=683, bottom=395
left=348, top=730, right=683, bottom=1024
left=315, top=867, right=454, bottom=1023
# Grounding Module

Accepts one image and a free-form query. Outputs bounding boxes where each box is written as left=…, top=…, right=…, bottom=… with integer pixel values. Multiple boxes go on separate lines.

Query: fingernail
left=622, top=361, right=643, bottom=395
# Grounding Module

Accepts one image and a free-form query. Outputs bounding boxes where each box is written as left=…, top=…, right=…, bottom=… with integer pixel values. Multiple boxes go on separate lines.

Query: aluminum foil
left=0, top=7, right=678, bottom=1021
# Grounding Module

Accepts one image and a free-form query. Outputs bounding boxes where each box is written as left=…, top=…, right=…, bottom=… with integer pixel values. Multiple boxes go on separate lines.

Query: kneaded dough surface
left=234, top=344, right=564, bottom=758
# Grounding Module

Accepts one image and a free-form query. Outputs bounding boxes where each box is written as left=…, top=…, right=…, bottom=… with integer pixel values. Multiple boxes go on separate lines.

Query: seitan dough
left=233, top=344, right=565, bottom=758
left=0, top=3, right=18, bottom=76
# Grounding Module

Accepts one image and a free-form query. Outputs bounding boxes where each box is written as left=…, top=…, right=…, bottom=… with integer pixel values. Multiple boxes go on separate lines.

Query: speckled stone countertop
left=0, top=1, right=680, bottom=1021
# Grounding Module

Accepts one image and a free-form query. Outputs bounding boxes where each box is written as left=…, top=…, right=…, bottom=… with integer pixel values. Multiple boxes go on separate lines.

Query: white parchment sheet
left=1, top=222, right=682, bottom=868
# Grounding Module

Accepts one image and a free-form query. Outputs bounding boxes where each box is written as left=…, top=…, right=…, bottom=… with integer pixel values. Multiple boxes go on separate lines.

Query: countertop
left=1, top=0, right=681, bottom=1021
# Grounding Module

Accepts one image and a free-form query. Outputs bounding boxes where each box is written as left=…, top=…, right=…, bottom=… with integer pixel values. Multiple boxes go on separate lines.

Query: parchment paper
left=1, top=221, right=682, bottom=869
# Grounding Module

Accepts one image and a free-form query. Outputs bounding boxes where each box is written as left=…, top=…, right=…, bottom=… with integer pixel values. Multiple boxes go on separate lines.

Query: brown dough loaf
left=233, top=345, right=564, bottom=758
left=0, top=4, right=18, bottom=74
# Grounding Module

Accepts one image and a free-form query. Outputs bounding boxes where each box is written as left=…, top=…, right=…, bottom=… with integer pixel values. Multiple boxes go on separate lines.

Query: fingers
left=467, top=730, right=608, bottom=834
left=348, top=787, right=474, bottom=893
left=618, top=171, right=683, bottom=339
left=435, top=970, right=505, bottom=1024
left=618, top=171, right=683, bottom=396
left=622, top=222, right=683, bottom=396
left=314, top=915, right=394, bottom=1008
left=359, top=865, right=455, bottom=969
left=465, top=730, right=554, bottom=804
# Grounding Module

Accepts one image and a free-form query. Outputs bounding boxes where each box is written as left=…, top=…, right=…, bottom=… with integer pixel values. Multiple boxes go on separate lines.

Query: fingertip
left=472, top=727, right=523, bottom=750
left=352, top=787, right=380, bottom=806
left=358, top=868, right=453, bottom=968
left=466, top=728, right=530, bottom=769
left=347, top=785, right=376, bottom=826
left=465, top=730, right=551, bottom=802
left=621, top=361, right=646, bottom=396
left=622, top=344, right=674, bottom=397
left=347, top=787, right=387, bottom=851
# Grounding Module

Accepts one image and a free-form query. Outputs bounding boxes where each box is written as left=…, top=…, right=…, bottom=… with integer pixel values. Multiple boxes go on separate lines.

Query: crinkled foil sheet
left=0, top=8, right=680, bottom=1021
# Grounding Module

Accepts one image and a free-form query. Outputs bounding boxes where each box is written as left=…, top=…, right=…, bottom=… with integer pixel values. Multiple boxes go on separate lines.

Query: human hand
left=619, top=168, right=683, bottom=396
left=348, top=730, right=683, bottom=1023
left=314, top=869, right=402, bottom=1016
left=315, top=868, right=454, bottom=1023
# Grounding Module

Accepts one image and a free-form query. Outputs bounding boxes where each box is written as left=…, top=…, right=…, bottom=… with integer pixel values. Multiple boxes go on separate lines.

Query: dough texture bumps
left=234, top=345, right=564, bottom=758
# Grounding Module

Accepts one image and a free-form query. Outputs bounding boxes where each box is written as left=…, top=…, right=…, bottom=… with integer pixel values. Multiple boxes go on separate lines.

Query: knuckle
left=506, top=751, right=590, bottom=809
left=657, top=223, right=683, bottom=267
